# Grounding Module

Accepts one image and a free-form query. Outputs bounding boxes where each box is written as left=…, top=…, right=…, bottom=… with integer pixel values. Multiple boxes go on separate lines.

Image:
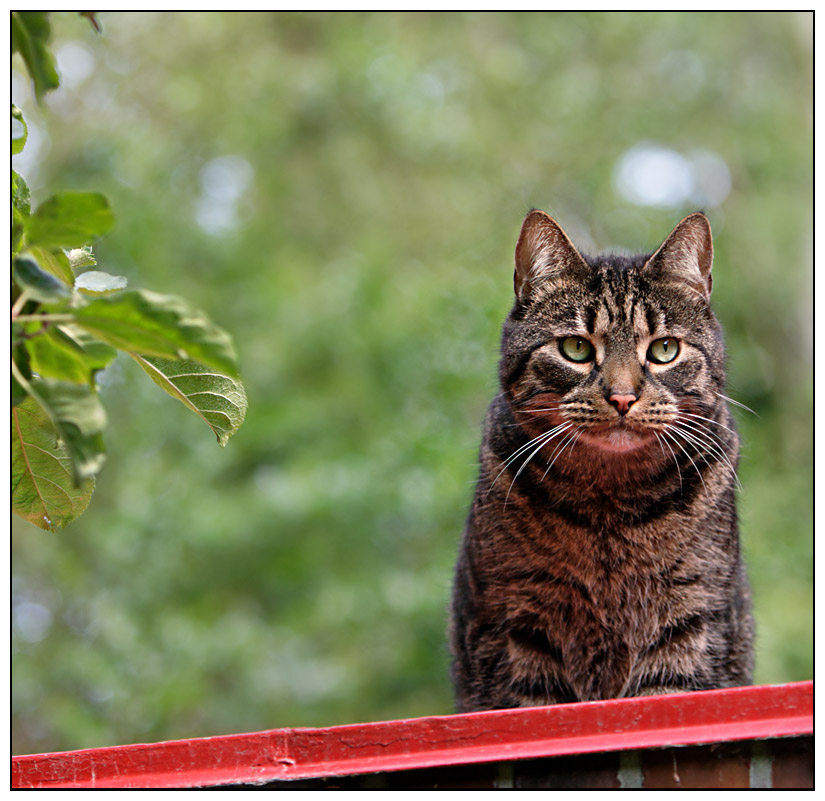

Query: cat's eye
left=559, top=336, right=595, bottom=363
left=648, top=338, right=680, bottom=364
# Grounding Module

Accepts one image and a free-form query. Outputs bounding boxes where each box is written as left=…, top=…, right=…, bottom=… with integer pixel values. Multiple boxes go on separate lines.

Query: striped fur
left=450, top=211, right=754, bottom=711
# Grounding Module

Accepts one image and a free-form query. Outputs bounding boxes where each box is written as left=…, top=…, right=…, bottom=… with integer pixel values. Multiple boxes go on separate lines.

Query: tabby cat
left=449, top=210, right=754, bottom=711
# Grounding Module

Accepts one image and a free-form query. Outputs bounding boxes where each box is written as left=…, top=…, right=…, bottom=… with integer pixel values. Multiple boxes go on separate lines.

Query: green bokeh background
left=12, top=11, right=812, bottom=754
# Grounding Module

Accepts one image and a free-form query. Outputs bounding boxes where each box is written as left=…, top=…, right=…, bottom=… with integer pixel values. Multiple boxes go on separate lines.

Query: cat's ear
left=514, top=210, right=589, bottom=301
left=643, top=213, right=714, bottom=299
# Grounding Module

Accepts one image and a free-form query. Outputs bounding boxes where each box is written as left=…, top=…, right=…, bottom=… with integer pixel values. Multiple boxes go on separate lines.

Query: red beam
left=12, top=681, right=812, bottom=789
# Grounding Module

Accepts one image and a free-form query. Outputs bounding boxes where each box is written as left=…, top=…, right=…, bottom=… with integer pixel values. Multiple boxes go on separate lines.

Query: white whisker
left=503, top=424, right=575, bottom=505
left=662, top=430, right=707, bottom=494
left=672, top=418, right=742, bottom=492
left=485, top=423, right=571, bottom=501
left=655, top=431, right=683, bottom=493
left=542, top=425, right=584, bottom=480
left=715, top=391, right=757, bottom=416
left=496, top=423, right=573, bottom=506
left=677, top=410, right=737, bottom=436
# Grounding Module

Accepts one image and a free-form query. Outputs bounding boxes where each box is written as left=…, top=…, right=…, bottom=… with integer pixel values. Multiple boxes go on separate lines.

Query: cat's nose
left=608, top=393, right=637, bottom=416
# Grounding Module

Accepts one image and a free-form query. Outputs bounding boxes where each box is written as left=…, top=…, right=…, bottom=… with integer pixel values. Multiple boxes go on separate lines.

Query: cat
left=449, top=209, right=754, bottom=711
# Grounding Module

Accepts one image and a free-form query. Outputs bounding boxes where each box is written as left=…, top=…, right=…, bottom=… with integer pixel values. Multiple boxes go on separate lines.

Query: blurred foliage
left=12, top=11, right=811, bottom=754
left=11, top=12, right=247, bottom=533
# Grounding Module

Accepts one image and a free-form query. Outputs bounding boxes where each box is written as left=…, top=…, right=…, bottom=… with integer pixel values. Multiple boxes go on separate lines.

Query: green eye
left=560, top=336, right=595, bottom=363
left=648, top=337, right=679, bottom=364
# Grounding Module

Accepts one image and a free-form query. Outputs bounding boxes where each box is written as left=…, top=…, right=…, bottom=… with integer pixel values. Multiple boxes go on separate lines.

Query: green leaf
left=73, top=290, right=241, bottom=378
left=12, top=397, right=95, bottom=531
left=11, top=12, right=60, bottom=99
left=26, top=377, right=107, bottom=484
left=14, top=256, right=72, bottom=303
left=60, top=325, right=120, bottom=370
left=12, top=169, right=30, bottom=215
left=28, top=326, right=117, bottom=385
left=12, top=105, right=28, bottom=155
left=12, top=340, right=32, bottom=407
left=26, top=245, right=75, bottom=286
left=26, top=192, right=115, bottom=250
left=12, top=170, right=31, bottom=255
left=132, top=355, right=248, bottom=446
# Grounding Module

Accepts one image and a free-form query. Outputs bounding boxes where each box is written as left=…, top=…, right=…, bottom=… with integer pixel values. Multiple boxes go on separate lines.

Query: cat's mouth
left=580, top=420, right=656, bottom=453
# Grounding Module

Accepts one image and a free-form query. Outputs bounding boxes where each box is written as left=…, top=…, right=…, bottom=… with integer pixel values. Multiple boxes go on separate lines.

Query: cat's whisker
left=653, top=430, right=667, bottom=461
left=514, top=397, right=564, bottom=411
left=715, top=391, right=758, bottom=416
left=672, top=415, right=741, bottom=479
left=671, top=419, right=742, bottom=492
left=670, top=422, right=742, bottom=494
left=670, top=426, right=715, bottom=470
left=503, top=423, right=575, bottom=505
left=655, top=431, right=683, bottom=493
left=542, top=425, right=584, bottom=480
left=501, top=424, right=571, bottom=469
left=487, top=423, right=572, bottom=500
left=547, top=424, right=581, bottom=464
left=513, top=393, right=564, bottom=409
left=539, top=427, right=577, bottom=480
left=673, top=415, right=731, bottom=456
left=677, top=410, right=737, bottom=436
left=662, top=429, right=707, bottom=494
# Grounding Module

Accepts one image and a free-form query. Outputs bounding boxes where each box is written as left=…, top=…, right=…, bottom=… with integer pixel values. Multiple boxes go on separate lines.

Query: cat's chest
left=495, top=508, right=705, bottom=640
left=499, top=551, right=670, bottom=701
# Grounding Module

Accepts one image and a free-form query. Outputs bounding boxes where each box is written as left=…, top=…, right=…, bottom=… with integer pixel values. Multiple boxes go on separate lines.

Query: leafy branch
left=12, top=12, right=248, bottom=531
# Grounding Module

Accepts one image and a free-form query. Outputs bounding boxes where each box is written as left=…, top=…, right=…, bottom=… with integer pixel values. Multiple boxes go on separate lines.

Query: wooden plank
left=12, top=681, right=812, bottom=789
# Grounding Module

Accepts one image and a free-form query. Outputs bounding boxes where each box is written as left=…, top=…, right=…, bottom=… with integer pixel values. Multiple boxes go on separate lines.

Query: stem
left=13, top=313, right=75, bottom=323
left=11, top=288, right=31, bottom=317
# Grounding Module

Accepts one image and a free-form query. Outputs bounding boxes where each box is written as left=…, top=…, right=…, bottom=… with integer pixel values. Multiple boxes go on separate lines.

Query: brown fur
left=450, top=211, right=754, bottom=711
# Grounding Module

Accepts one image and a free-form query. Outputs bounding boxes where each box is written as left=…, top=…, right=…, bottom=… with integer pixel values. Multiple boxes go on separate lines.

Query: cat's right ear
left=514, top=210, right=588, bottom=301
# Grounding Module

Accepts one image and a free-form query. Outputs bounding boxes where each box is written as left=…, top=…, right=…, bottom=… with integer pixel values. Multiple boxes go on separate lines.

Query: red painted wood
left=12, top=681, right=812, bottom=789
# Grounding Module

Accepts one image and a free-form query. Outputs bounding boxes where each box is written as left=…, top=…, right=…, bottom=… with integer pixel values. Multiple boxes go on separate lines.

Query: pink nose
left=609, top=394, right=637, bottom=415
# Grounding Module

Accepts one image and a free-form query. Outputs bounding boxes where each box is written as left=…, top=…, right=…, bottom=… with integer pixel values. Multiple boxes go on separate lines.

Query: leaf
left=14, top=256, right=72, bottom=303
left=60, top=325, right=120, bottom=370
left=26, top=245, right=75, bottom=286
left=12, top=169, right=30, bottom=212
left=133, top=355, right=248, bottom=446
left=26, top=192, right=115, bottom=250
left=75, top=270, right=128, bottom=295
left=13, top=169, right=30, bottom=216
left=67, top=246, right=97, bottom=271
left=12, top=170, right=30, bottom=255
left=12, top=340, right=32, bottom=407
left=26, top=378, right=107, bottom=484
left=12, top=397, right=95, bottom=531
left=27, top=326, right=117, bottom=385
left=11, top=12, right=60, bottom=99
left=73, top=290, right=241, bottom=378
left=12, top=105, right=27, bottom=155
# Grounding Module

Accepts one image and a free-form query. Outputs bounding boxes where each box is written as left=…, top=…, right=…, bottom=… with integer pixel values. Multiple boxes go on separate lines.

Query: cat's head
left=500, top=210, right=727, bottom=457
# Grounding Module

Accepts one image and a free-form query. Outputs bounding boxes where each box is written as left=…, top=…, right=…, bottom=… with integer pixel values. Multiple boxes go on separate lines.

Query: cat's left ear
left=642, top=213, right=714, bottom=299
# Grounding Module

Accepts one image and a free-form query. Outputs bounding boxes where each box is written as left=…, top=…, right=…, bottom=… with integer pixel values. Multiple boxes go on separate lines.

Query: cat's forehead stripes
left=584, top=264, right=657, bottom=340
